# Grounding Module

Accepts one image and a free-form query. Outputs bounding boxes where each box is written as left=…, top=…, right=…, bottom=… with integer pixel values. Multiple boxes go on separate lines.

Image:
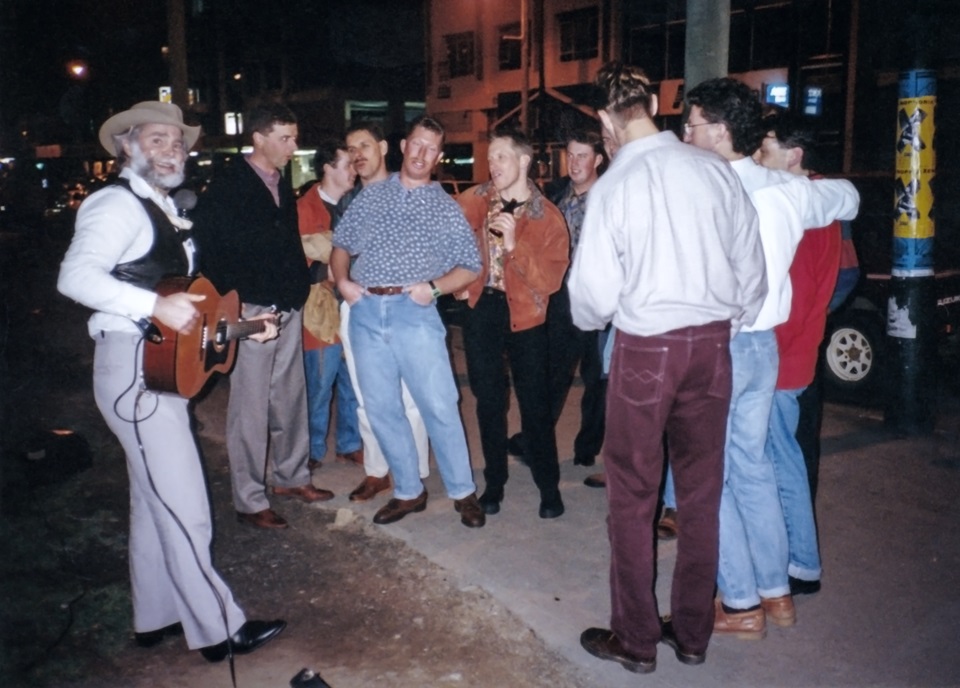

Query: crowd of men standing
left=57, top=59, right=857, bottom=670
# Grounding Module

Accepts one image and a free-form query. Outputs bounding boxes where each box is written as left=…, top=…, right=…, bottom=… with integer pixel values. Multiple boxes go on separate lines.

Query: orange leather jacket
left=456, top=181, right=569, bottom=332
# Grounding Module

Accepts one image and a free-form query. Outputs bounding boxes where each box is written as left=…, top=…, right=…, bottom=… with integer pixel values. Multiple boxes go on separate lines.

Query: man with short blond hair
left=457, top=128, right=570, bottom=519
left=337, top=121, right=432, bottom=504
left=332, top=115, right=486, bottom=528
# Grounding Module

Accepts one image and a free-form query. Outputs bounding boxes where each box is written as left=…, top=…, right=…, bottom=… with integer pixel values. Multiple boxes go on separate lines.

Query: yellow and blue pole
left=885, top=68, right=937, bottom=434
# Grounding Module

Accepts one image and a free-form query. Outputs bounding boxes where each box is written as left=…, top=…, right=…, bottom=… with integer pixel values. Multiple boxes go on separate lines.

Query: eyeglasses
left=683, top=121, right=713, bottom=134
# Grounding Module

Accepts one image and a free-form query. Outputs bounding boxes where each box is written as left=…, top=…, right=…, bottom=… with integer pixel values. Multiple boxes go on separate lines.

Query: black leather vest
left=109, top=178, right=196, bottom=289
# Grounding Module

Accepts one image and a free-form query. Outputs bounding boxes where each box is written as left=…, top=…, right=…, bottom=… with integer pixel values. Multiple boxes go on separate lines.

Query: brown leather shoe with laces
left=713, top=599, right=767, bottom=640
left=236, top=508, right=289, bottom=530
left=761, top=594, right=796, bottom=627
left=454, top=493, right=486, bottom=528
left=272, top=483, right=334, bottom=502
left=348, top=475, right=391, bottom=502
left=373, top=490, right=428, bottom=525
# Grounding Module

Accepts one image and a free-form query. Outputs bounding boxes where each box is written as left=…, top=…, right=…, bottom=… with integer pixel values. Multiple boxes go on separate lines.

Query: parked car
left=821, top=174, right=960, bottom=401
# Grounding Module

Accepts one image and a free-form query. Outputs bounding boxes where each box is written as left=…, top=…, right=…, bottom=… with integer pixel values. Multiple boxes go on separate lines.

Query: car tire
left=822, top=311, right=885, bottom=401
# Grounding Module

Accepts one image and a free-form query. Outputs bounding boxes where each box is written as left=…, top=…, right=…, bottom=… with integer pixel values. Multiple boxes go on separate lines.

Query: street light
left=66, top=59, right=88, bottom=80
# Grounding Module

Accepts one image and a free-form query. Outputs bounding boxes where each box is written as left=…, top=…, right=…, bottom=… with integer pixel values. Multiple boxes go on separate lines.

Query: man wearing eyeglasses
left=683, top=78, right=859, bottom=639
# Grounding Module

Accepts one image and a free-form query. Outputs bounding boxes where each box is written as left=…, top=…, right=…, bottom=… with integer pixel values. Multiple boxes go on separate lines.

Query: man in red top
left=298, top=139, right=363, bottom=471
left=456, top=128, right=570, bottom=519
left=755, top=111, right=841, bottom=597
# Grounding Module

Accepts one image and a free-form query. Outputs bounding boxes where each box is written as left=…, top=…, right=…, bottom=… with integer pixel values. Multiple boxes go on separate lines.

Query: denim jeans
left=768, top=388, right=822, bottom=582
left=349, top=293, right=475, bottom=501
left=303, top=343, right=361, bottom=460
left=717, top=330, right=791, bottom=608
left=605, top=321, right=731, bottom=659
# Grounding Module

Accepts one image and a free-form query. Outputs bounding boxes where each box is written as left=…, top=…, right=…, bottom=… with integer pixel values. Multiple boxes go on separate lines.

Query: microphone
left=173, top=189, right=198, bottom=218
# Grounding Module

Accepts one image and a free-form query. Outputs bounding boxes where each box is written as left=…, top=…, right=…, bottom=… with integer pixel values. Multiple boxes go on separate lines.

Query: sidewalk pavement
left=226, top=327, right=960, bottom=687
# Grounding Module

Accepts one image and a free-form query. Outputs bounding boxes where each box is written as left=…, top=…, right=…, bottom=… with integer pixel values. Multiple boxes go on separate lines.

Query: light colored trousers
left=93, top=331, right=245, bottom=649
left=340, top=300, right=429, bottom=479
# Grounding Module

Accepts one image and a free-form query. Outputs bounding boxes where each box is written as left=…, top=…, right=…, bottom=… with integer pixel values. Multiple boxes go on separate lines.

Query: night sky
left=0, top=0, right=424, bottom=152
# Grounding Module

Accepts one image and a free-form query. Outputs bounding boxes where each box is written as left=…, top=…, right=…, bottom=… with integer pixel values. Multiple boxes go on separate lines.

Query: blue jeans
left=349, top=293, right=476, bottom=501
left=717, top=330, right=790, bottom=608
left=767, top=388, right=822, bottom=581
left=304, top=343, right=361, bottom=460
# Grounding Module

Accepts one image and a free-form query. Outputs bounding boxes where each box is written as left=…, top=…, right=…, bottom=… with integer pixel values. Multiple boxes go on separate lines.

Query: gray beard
left=129, top=142, right=185, bottom=190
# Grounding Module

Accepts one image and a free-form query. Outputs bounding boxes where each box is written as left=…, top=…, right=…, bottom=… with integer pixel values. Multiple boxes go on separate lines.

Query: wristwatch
left=429, top=280, right=442, bottom=300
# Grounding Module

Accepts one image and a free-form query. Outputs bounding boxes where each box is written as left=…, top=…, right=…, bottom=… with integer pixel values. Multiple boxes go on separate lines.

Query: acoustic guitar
left=143, top=276, right=269, bottom=398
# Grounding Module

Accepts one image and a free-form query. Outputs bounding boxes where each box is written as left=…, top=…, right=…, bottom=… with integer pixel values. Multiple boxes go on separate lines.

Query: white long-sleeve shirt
left=568, top=131, right=767, bottom=337
left=731, top=157, right=860, bottom=332
left=58, top=168, right=195, bottom=336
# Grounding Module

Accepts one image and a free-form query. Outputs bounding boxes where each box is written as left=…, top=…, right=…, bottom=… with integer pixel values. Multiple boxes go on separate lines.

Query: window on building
left=499, top=22, right=521, bottom=71
left=627, top=25, right=666, bottom=81
left=558, top=7, right=599, bottom=62
left=444, top=32, right=476, bottom=78
left=751, top=4, right=792, bottom=69
left=665, top=22, right=686, bottom=79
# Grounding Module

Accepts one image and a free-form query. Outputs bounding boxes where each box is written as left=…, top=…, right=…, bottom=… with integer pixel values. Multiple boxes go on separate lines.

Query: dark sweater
left=192, top=158, right=310, bottom=311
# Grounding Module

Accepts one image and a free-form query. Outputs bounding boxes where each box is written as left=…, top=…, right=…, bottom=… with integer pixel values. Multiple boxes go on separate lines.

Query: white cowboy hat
left=98, top=101, right=201, bottom=156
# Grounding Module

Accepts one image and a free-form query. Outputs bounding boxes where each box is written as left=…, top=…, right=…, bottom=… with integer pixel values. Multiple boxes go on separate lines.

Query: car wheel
left=823, top=312, right=883, bottom=398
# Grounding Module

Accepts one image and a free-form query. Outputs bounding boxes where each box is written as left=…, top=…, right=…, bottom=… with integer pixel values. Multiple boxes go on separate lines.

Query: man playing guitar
left=58, top=101, right=285, bottom=662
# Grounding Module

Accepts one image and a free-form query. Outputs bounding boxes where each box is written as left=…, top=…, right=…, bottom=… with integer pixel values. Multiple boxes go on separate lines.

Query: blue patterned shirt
left=333, top=174, right=481, bottom=286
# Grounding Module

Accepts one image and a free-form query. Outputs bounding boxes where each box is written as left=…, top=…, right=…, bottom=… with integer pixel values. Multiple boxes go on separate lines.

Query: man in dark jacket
left=193, top=103, right=334, bottom=530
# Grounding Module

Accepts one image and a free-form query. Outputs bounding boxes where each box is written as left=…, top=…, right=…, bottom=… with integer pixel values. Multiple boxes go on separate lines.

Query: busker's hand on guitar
left=153, top=292, right=205, bottom=335
left=246, top=313, right=279, bottom=343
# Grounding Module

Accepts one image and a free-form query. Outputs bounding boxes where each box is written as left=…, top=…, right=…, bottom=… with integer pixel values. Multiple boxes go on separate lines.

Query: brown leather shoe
left=583, top=472, right=606, bottom=488
left=713, top=599, right=766, bottom=639
left=657, top=507, right=678, bottom=540
left=349, top=475, right=391, bottom=502
left=580, top=627, right=656, bottom=674
left=336, top=449, right=365, bottom=465
left=236, top=508, right=288, bottom=530
left=272, top=483, right=334, bottom=502
left=307, top=458, right=322, bottom=472
left=454, top=493, right=486, bottom=528
left=373, top=490, right=428, bottom=525
left=760, top=594, right=796, bottom=627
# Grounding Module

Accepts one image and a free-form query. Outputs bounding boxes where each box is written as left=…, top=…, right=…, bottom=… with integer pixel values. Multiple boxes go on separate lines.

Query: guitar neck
left=223, top=318, right=268, bottom=342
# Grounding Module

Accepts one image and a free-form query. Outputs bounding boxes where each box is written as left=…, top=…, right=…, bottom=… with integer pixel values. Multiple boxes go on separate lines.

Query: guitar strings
left=114, top=334, right=239, bottom=687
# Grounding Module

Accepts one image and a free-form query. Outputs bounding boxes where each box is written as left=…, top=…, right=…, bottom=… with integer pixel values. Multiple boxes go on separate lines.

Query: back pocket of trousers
left=613, top=346, right=668, bottom=407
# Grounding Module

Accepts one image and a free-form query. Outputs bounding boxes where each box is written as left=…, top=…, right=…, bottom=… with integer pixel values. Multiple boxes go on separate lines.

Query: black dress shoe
left=789, top=575, right=821, bottom=596
left=660, top=616, right=706, bottom=665
left=539, top=493, right=565, bottom=519
left=134, top=622, right=183, bottom=648
left=478, top=487, right=504, bottom=515
left=580, top=627, right=656, bottom=674
left=200, top=619, right=286, bottom=662
left=573, top=454, right=596, bottom=466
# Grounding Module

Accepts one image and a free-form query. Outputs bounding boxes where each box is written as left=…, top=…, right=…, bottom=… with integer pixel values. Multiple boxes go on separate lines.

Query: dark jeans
left=796, top=362, right=824, bottom=504
left=546, top=284, right=607, bottom=460
left=605, top=321, right=731, bottom=658
left=462, top=288, right=560, bottom=498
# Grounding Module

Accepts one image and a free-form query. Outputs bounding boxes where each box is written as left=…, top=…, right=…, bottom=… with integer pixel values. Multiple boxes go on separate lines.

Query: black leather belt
left=482, top=286, right=505, bottom=297
left=366, top=286, right=405, bottom=295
